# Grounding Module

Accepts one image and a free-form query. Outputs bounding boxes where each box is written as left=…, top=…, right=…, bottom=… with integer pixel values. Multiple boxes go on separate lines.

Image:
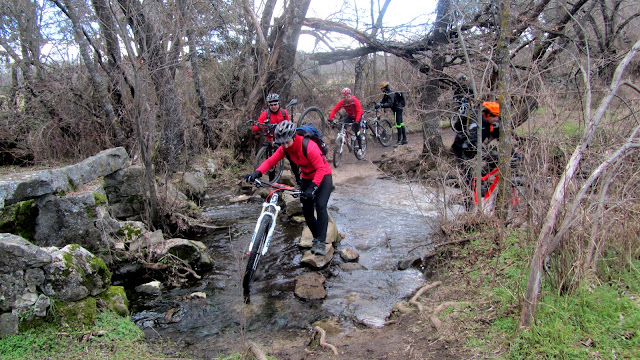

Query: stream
left=125, top=171, right=462, bottom=358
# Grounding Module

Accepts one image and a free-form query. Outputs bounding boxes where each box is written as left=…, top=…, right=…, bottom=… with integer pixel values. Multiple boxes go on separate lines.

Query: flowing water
left=125, top=173, right=462, bottom=358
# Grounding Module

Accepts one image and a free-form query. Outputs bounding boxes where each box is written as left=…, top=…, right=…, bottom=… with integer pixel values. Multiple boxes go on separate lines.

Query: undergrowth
left=440, top=222, right=640, bottom=360
left=0, top=311, right=169, bottom=360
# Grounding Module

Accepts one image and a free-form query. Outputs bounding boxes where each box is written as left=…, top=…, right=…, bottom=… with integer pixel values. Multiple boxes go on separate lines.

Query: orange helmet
left=482, top=101, right=500, bottom=116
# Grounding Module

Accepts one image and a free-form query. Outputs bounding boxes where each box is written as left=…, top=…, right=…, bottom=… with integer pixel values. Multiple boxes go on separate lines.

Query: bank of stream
left=125, top=144, right=462, bottom=358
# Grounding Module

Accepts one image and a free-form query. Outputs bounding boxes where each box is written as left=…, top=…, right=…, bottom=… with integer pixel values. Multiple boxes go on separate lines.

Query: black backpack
left=296, top=125, right=329, bottom=157
left=395, top=91, right=406, bottom=108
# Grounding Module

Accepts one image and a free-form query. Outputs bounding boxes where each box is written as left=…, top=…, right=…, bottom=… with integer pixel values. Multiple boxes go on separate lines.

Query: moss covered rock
left=99, top=286, right=129, bottom=317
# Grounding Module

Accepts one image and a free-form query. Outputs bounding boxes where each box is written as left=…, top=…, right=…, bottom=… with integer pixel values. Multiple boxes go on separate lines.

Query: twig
left=313, top=326, right=339, bottom=355
left=248, top=341, right=268, bottom=360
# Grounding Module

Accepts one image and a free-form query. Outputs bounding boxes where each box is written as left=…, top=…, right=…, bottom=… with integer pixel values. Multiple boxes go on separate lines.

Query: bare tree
left=519, top=38, right=640, bottom=328
left=117, top=0, right=185, bottom=173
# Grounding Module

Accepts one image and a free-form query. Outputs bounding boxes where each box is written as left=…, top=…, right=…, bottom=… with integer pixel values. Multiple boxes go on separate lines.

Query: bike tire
left=255, top=146, right=284, bottom=183
left=297, top=106, right=326, bottom=136
left=450, top=113, right=463, bottom=133
left=333, top=136, right=344, bottom=168
left=355, top=132, right=367, bottom=160
left=377, top=119, right=394, bottom=147
left=243, top=216, right=272, bottom=291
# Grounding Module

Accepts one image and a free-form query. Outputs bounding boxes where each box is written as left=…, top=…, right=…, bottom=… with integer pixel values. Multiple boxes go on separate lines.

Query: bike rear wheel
left=450, top=113, right=463, bottom=133
left=297, top=106, right=326, bottom=136
left=243, top=216, right=272, bottom=291
left=376, top=119, right=394, bottom=147
left=333, top=136, right=344, bottom=168
left=355, top=132, right=367, bottom=160
left=255, top=146, right=284, bottom=183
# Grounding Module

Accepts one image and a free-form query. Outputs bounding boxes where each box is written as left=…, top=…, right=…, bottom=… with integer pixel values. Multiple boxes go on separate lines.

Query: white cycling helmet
left=274, top=121, right=296, bottom=144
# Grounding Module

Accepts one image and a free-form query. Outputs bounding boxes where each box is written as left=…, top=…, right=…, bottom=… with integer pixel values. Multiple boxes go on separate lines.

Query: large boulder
left=41, top=244, right=111, bottom=302
left=34, top=186, right=110, bottom=253
left=103, top=165, right=145, bottom=220
left=0, top=233, right=52, bottom=273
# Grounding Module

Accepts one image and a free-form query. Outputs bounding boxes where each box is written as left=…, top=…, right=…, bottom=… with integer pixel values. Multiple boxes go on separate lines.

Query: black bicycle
left=450, top=96, right=474, bottom=134
left=243, top=179, right=301, bottom=292
left=250, top=99, right=299, bottom=183
left=363, top=108, right=393, bottom=147
left=296, top=105, right=326, bottom=136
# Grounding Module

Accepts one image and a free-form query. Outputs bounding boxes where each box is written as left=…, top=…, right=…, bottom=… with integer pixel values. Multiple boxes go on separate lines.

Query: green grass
left=451, top=227, right=640, bottom=360
left=0, top=311, right=167, bottom=360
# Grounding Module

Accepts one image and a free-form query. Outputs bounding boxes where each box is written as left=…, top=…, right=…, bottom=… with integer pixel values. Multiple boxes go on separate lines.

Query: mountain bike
left=249, top=99, right=299, bottom=183
left=331, top=120, right=367, bottom=168
left=471, top=153, right=524, bottom=209
left=296, top=105, right=326, bottom=136
left=450, top=96, right=474, bottom=134
left=362, top=108, right=393, bottom=147
left=243, top=178, right=301, bottom=292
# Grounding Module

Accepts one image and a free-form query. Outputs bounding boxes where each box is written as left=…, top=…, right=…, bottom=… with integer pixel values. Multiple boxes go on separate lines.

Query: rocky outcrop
left=0, top=147, right=129, bottom=209
left=0, top=235, right=128, bottom=338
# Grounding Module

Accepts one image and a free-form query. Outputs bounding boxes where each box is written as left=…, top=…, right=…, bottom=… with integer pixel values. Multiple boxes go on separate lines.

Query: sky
left=298, top=0, right=438, bottom=52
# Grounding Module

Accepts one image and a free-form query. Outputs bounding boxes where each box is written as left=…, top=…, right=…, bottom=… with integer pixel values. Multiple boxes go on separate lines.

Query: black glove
left=301, top=183, right=318, bottom=199
left=243, top=170, right=262, bottom=182
left=374, top=102, right=381, bottom=109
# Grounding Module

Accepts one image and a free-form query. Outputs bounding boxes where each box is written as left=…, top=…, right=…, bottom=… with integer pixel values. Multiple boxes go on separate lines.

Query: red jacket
left=257, top=135, right=332, bottom=186
left=253, top=108, right=289, bottom=141
left=328, top=96, right=363, bottom=122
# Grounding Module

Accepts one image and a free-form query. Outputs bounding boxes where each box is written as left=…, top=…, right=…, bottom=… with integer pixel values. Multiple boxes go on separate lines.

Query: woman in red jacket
left=328, top=87, right=365, bottom=155
left=244, top=121, right=333, bottom=256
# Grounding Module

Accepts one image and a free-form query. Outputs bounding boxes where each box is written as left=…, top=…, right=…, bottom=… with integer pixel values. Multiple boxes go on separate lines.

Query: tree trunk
left=54, top=0, right=125, bottom=144
left=177, top=0, right=213, bottom=148
left=118, top=0, right=185, bottom=173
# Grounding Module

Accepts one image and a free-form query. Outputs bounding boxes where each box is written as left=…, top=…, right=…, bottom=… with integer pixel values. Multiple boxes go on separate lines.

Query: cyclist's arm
left=379, top=93, right=392, bottom=109
left=305, top=142, right=332, bottom=185
left=328, top=100, right=344, bottom=120
left=256, top=146, right=286, bottom=174
left=253, top=111, right=268, bottom=133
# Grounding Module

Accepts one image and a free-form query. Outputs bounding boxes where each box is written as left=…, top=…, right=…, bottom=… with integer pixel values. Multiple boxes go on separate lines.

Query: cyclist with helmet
left=243, top=121, right=334, bottom=256
left=328, top=87, right=365, bottom=155
left=252, top=93, right=300, bottom=184
left=377, top=82, right=407, bottom=147
left=451, top=101, right=501, bottom=193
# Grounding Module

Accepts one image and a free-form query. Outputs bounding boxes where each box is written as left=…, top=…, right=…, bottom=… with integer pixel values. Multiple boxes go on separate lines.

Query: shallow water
left=126, top=176, right=462, bottom=357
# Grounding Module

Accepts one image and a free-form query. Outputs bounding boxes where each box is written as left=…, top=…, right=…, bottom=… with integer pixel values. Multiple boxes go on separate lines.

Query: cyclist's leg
left=300, top=178, right=318, bottom=238
left=397, top=109, right=407, bottom=144
left=313, top=175, right=333, bottom=244
left=352, top=121, right=362, bottom=149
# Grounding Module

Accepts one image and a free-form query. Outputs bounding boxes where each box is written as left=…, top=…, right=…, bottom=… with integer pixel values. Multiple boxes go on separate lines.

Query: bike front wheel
left=333, top=136, right=344, bottom=168
left=297, top=106, right=326, bottom=136
left=355, top=132, right=367, bottom=160
left=243, top=216, right=273, bottom=291
left=376, top=119, right=394, bottom=147
left=255, top=146, right=284, bottom=183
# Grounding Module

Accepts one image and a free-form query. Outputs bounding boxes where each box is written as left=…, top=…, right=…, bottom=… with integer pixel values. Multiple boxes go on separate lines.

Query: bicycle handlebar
left=252, top=179, right=302, bottom=197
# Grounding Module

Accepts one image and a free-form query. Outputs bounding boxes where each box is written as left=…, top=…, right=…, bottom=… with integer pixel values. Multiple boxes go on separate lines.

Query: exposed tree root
left=313, top=326, right=339, bottom=355
left=409, top=281, right=442, bottom=313
left=248, top=340, right=268, bottom=360
left=431, top=301, right=468, bottom=331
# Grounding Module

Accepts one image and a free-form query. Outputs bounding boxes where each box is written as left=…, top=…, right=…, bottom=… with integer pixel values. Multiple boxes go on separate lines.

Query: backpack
left=296, top=125, right=329, bottom=157
left=395, top=91, right=406, bottom=108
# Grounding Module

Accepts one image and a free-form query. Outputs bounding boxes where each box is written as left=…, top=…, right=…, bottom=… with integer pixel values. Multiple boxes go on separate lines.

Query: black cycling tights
left=300, top=174, right=333, bottom=243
